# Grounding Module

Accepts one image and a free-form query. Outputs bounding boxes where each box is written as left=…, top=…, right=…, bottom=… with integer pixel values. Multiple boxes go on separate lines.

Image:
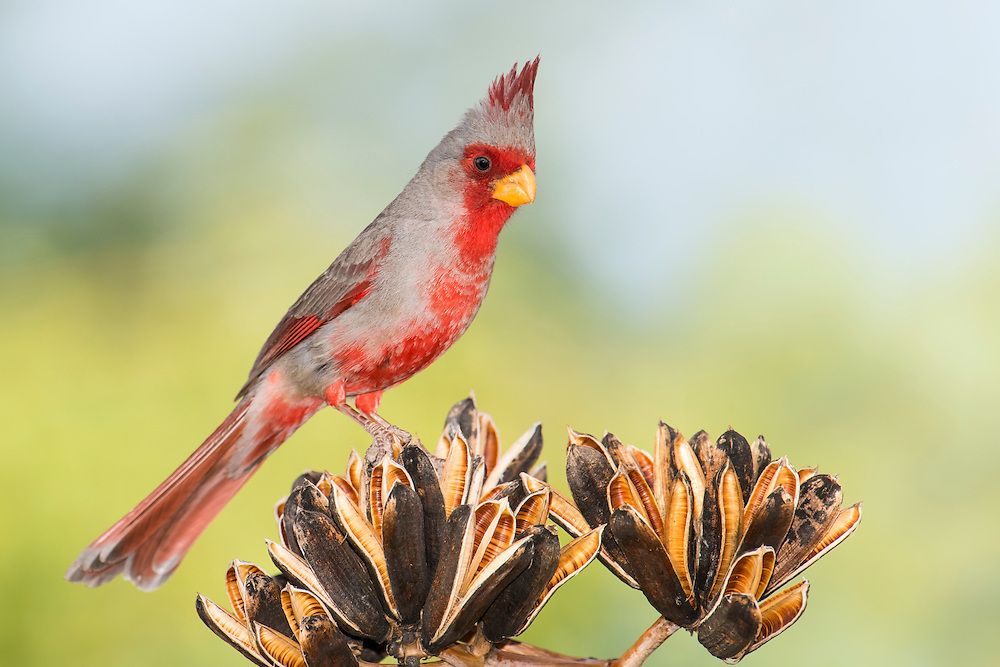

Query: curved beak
left=491, top=165, right=536, bottom=207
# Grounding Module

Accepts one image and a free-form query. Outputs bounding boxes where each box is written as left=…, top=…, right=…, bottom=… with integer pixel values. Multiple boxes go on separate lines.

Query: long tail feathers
left=66, top=397, right=309, bottom=590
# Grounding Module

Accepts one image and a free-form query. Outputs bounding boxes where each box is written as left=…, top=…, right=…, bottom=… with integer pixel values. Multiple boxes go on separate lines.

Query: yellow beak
left=491, top=165, right=536, bottom=207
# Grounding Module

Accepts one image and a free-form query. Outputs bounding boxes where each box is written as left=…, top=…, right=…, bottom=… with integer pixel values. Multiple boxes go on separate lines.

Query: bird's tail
left=66, top=394, right=319, bottom=590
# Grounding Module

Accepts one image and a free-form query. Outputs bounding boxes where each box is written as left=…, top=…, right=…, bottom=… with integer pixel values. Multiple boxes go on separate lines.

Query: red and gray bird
left=67, top=59, right=540, bottom=590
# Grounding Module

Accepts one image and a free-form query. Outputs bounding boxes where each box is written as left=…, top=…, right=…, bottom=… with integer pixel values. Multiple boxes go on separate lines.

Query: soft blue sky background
left=4, top=2, right=999, bottom=301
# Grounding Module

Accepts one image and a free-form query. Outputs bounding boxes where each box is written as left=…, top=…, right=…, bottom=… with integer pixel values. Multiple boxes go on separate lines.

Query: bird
left=66, top=58, right=540, bottom=590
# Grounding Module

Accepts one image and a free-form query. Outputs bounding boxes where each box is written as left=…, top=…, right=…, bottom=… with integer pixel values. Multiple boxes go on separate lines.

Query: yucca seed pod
left=557, top=422, right=861, bottom=663
left=198, top=396, right=599, bottom=666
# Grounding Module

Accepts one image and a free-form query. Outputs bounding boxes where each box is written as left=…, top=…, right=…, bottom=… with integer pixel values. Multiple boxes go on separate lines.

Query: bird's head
left=419, top=58, right=539, bottom=231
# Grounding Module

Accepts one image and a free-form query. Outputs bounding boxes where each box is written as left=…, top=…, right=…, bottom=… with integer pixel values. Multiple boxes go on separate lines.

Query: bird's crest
left=483, top=57, right=540, bottom=117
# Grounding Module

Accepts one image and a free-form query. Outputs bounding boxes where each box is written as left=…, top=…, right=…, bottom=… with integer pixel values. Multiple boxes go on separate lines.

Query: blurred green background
left=3, top=2, right=999, bottom=666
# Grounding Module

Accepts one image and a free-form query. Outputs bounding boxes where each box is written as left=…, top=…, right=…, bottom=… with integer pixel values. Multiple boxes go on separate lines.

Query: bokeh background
left=3, top=2, right=999, bottom=665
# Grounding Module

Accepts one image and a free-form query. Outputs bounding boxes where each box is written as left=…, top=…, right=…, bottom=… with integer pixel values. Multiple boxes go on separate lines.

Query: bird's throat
left=454, top=200, right=514, bottom=267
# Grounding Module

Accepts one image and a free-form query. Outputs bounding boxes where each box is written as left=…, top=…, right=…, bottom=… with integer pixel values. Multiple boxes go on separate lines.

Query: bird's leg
left=356, top=390, right=412, bottom=444
left=324, top=381, right=382, bottom=437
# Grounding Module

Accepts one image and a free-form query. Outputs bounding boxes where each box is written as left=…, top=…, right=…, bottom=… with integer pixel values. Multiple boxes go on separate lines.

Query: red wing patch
left=255, top=280, right=371, bottom=371
left=256, top=314, right=325, bottom=369
left=236, top=279, right=372, bottom=398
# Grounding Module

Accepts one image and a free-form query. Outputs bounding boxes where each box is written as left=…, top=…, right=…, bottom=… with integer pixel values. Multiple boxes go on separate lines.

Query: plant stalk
left=612, top=616, right=679, bottom=667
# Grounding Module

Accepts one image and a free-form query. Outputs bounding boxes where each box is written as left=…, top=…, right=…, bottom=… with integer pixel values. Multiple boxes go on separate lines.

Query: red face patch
left=454, top=143, right=535, bottom=265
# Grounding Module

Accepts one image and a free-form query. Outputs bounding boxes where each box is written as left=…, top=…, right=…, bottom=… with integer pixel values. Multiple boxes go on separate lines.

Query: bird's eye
left=473, top=156, right=492, bottom=172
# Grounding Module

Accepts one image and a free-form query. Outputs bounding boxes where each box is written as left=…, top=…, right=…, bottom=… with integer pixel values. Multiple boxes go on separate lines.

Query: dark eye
left=473, top=156, right=492, bottom=172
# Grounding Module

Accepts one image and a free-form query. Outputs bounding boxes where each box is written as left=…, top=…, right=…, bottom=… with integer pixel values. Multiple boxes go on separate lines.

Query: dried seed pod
left=513, top=488, right=550, bottom=536
left=481, top=525, right=560, bottom=642
left=441, top=435, right=472, bottom=516
left=770, top=474, right=842, bottom=588
left=698, top=463, right=744, bottom=605
left=279, top=587, right=360, bottom=667
left=664, top=473, right=697, bottom=604
left=749, top=435, right=772, bottom=481
left=399, top=443, right=446, bottom=576
left=382, top=483, right=429, bottom=625
left=697, top=593, right=761, bottom=660
left=255, top=623, right=306, bottom=667
left=670, top=434, right=707, bottom=525
left=741, top=487, right=796, bottom=554
left=568, top=427, right=612, bottom=464
left=291, top=508, right=389, bottom=642
left=629, top=446, right=655, bottom=488
left=747, top=581, right=809, bottom=654
left=524, top=473, right=638, bottom=589
left=766, top=503, right=861, bottom=596
left=691, top=430, right=726, bottom=482
left=298, top=614, right=359, bottom=667
left=243, top=570, right=294, bottom=639
left=745, top=458, right=799, bottom=526
left=266, top=540, right=386, bottom=644
left=196, top=594, right=270, bottom=667
left=514, top=525, right=604, bottom=634
left=345, top=450, right=363, bottom=493
left=421, top=504, right=473, bottom=649
left=479, top=412, right=500, bottom=475
left=443, top=395, right=479, bottom=444
left=329, top=484, right=398, bottom=619
left=281, top=476, right=325, bottom=555
left=566, top=441, right=616, bottom=529
left=368, top=456, right=413, bottom=538
left=717, top=430, right=756, bottom=500
left=796, top=466, right=819, bottom=485
left=652, top=423, right=675, bottom=522
left=467, top=500, right=516, bottom=585
left=429, top=535, right=534, bottom=652
left=483, top=423, right=543, bottom=489
left=610, top=505, right=698, bottom=626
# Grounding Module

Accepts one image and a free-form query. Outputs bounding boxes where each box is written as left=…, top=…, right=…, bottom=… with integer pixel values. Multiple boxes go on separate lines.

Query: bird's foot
left=325, top=383, right=411, bottom=449
left=368, top=412, right=413, bottom=446
left=356, top=390, right=413, bottom=446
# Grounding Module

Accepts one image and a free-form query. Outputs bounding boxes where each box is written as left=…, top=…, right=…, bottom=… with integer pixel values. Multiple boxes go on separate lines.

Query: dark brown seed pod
left=610, top=505, right=699, bottom=626
left=428, top=536, right=534, bottom=652
left=565, top=443, right=616, bottom=529
left=196, top=594, right=271, bottom=667
left=741, top=488, right=795, bottom=554
left=443, top=396, right=479, bottom=442
left=281, top=474, right=325, bottom=556
left=749, top=436, right=772, bottom=481
left=566, top=441, right=632, bottom=573
left=480, top=525, right=560, bottom=643
left=243, top=571, right=294, bottom=639
left=399, top=444, right=447, bottom=575
left=421, top=504, right=473, bottom=648
left=291, top=509, right=389, bottom=643
left=697, top=467, right=725, bottom=602
left=717, top=430, right=756, bottom=500
left=601, top=432, right=631, bottom=468
left=298, top=614, right=359, bottom=667
left=771, top=474, right=842, bottom=586
left=382, top=483, right=430, bottom=624
left=697, top=593, right=761, bottom=660
left=485, top=423, right=543, bottom=488
left=691, top=430, right=726, bottom=482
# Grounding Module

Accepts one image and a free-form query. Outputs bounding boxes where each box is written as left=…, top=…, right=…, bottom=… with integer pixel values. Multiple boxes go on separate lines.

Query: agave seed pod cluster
left=197, top=397, right=602, bottom=666
left=537, top=423, right=861, bottom=663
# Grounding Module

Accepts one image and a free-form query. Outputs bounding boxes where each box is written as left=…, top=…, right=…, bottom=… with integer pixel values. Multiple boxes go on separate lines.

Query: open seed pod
left=553, top=422, right=861, bottom=663
left=198, top=397, right=599, bottom=666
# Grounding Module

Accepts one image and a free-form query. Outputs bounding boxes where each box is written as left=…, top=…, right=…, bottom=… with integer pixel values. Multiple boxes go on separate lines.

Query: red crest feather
left=486, top=56, right=540, bottom=112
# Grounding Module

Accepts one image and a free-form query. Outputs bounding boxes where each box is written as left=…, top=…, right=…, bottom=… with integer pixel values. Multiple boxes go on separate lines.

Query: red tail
left=67, top=397, right=315, bottom=590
